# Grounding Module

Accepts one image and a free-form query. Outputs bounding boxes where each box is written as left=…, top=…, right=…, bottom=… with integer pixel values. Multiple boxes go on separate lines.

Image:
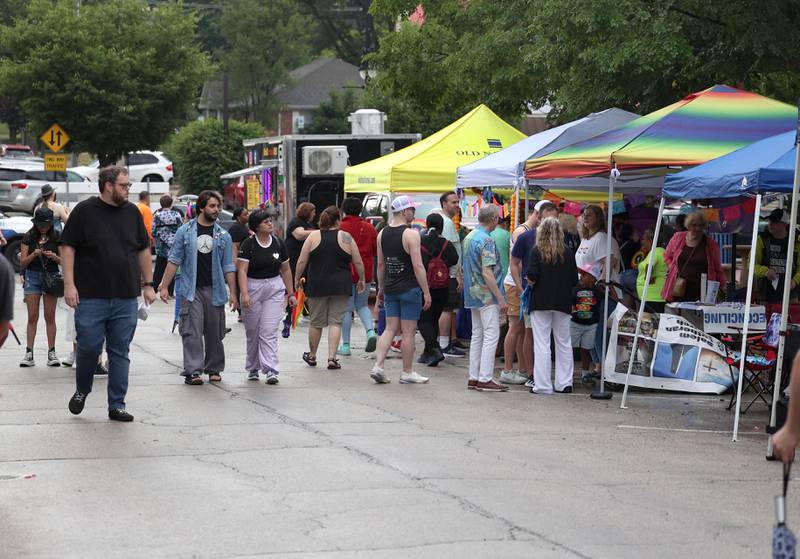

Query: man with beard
left=62, top=166, right=156, bottom=422
left=158, top=190, right=238, bottom=385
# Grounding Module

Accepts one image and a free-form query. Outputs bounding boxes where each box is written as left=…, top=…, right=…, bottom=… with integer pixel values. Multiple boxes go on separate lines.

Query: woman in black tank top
left=294, top=206, right=365, bottom=370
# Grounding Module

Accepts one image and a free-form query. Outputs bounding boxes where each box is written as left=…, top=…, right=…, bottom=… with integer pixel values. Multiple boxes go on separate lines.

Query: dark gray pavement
left=0, top=293, right=789, bottom=558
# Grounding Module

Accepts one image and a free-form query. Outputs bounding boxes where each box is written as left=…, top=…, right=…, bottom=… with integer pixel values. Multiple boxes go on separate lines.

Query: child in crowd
left=572, top=264, right=602, bottom=386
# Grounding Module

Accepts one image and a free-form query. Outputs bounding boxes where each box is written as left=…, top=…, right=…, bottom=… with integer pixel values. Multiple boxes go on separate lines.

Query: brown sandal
left=302, top=352, right=317, bottom=367
left=327, top=358, right=341, bottom=370
left=208, top=373, right=222, bottom=382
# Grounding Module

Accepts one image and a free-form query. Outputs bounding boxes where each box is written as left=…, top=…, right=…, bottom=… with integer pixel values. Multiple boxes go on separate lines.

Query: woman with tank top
left=294, top=206, right=365, bottom=370
left=35, top=184, right=69, bottom=234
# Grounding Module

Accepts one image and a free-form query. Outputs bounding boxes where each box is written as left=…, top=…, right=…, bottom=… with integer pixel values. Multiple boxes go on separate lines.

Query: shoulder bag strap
left=437, top=239, right=449, bottom=258
left=677, top=241, right=698, bottom=279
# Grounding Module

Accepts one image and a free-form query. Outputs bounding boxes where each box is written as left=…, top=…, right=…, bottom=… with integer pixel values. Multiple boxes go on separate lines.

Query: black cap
left=33, top=207, right=54, bottom=227
left=768, top=208, right=790, bottom=224
left=40, top=184, right=54, bottom=198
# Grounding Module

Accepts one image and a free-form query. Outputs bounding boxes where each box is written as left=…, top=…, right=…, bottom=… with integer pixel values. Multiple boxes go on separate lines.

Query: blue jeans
left=75, top=298, right=138, bottom=411
left=341, top=284, right=373, bottom=344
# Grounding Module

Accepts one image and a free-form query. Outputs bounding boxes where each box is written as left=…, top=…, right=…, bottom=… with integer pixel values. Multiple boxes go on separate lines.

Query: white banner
left=604, top=305, right=734, bottom=394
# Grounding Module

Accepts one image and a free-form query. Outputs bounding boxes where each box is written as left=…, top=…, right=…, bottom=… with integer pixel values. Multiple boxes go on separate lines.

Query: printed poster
left=603, top=305, right=734, bottom=394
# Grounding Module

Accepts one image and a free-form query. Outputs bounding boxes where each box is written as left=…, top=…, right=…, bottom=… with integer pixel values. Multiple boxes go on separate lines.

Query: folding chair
left=722, top=319, right=778, bottom=414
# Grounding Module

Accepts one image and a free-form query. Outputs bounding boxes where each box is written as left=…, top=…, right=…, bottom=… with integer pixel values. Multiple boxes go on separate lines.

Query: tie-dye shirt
left=462, top=225, right=504, bottom=308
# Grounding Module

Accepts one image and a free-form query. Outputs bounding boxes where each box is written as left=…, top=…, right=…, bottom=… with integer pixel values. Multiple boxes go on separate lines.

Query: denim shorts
left=23, top=269, right=45, bottom=295
left=384, top=287, right=422, bottom=321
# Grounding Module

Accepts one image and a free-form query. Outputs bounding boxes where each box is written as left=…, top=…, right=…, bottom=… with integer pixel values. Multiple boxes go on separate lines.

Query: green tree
left=368, top=0, right=800, bottom=129
left=162, top=119, right=265, bottom=195
left=306, top=88, right=363, bottom=134
left=219, top=0, right=315, bottom=125
left=0, top=0, right=211, bottom=165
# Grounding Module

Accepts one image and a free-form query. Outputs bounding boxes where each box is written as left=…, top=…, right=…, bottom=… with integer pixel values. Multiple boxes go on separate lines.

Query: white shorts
left=570, top=321, right=597, bottom=350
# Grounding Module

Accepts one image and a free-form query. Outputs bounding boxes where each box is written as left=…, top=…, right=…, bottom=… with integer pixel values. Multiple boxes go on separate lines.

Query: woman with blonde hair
left=295, top=206, right=366, bottom=370
left=527, top=217, right=577, bottom=394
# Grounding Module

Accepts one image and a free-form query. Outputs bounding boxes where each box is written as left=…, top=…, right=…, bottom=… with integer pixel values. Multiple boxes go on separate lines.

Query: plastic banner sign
left=603, top=305, right=735, bottom=394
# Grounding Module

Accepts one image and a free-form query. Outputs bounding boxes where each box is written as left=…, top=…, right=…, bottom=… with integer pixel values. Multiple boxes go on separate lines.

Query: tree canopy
left=0, top=0, right=211, bottom=164
left=162, top=119, right=265, bottom=195
left=368, top=0, right=800, bottom=133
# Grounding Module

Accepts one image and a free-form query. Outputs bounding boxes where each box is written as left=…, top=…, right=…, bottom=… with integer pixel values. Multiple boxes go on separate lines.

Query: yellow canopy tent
left=344, top=104, right=525, bottom=193
left=345, top=104, right=615, bottom=202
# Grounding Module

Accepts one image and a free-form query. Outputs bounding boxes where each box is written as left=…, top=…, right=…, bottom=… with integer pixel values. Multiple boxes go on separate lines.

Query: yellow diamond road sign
left=40, top=123, right=70, bottom=153
left=44, top=154, right=67, bottom=172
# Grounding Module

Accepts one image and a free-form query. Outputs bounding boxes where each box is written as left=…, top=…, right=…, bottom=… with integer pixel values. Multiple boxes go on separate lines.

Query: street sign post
left=40, top=124, right=71, bottom=207
left=40, top=124, right=70, bottom=153
left=44, top=154, right=67, bottom=172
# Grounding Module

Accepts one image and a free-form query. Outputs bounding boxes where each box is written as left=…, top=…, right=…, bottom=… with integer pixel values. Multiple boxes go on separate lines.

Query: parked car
left=70, top=150, right=173, bottom=184
left=0, top=161, right=93, bottom=213
left=0, top=144, right=34, bottom=158
left=0, top=211, right=34, bottom=271
left=361, top=193, right=447, bottom=230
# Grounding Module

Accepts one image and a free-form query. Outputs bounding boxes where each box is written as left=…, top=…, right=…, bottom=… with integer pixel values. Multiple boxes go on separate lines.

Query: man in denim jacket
left=158, top=190, right=238, bottom=385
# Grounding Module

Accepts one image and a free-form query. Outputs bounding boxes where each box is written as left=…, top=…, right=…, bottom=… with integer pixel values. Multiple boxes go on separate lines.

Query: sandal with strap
left=327, top=358, right=341, bottom=370
left=302, top=352, right=317, bottom=367
left=184, top=374, right=203, bottom=385
left=208, top=373, right=222, bottom=382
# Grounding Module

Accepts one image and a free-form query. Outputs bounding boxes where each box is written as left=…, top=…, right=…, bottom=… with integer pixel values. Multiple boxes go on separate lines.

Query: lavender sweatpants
left=242, top=276, right=285, bottom=374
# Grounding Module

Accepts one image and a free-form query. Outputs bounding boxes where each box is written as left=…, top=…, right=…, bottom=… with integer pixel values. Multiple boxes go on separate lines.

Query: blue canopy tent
left=621, top=129, right=800, bottom=442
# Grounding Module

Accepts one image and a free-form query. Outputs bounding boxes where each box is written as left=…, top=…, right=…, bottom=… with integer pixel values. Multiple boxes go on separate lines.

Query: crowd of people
left=15, top=162, right=800, bottom=423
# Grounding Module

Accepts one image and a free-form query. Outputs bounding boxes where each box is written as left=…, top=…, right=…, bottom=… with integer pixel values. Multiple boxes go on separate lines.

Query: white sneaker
left=247, top=370, right=259, bottom=381
left=370, top=365, right=391, bottom=384
left=62, top=351, right=76, bottom=367
left=19, top=350, right=34, bottom=368
left=399, top=371, right=429, bottom=384
left=512, top=371, right=530, bottom=384
left=499, top=370, right=526, bottom=385
left=265, top=371, right=279, bottom=385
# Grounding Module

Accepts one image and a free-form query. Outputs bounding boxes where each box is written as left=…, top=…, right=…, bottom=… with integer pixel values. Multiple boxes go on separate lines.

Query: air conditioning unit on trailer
left=302, top=146, right=349, bottom=176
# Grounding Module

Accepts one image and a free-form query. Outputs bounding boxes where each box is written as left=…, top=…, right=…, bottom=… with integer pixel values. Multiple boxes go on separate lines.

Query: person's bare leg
left=522, top=327, right=533, bottom=375
left=327, top=324, right=342, bottom=361
left=25, top=294, right=41, bottom=349
left=308, top=326, right=322, bottom=359
left=504, top=316, right=520, bottom=371
left=438, top=310, right=451, bottom=347
left=580, top=348, right=590, bottom=371
left=401, top=319, right=417, bottom=373
left=43, top=295, right=58, bottom=349
left=375, top=317, right=399, bottom=369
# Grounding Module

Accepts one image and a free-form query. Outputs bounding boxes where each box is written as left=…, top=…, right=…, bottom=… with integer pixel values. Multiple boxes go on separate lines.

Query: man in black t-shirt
left=228, top=207, right=251, bottom=261
left=61, top=166, right=156, bottom=422
left=158, top=190, right=238, bottom=385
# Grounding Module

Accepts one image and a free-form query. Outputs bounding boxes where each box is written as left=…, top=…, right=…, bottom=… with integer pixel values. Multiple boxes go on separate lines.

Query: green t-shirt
left=636, top=246, right=666, bottom=303
left=490, top=227, right=510, bottom=279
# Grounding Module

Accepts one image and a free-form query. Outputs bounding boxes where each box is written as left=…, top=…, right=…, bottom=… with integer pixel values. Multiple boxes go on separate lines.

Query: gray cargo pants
left=179, top=286, right=226, bottom=376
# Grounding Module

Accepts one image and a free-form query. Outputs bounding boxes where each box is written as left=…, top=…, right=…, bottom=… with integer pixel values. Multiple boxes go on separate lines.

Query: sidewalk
left=0, top=291, right=788, bottom=558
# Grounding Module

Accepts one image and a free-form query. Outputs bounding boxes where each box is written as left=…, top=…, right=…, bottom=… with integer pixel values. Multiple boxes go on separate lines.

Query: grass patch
left=0, top=122, right=9, bottom=142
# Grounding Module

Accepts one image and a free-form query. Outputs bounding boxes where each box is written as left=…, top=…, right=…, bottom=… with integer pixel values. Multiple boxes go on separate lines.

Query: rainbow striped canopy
left=525, top=85, right=797, bottom=180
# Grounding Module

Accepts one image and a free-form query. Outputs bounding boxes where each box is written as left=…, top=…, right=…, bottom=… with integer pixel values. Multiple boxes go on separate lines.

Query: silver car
left=0, top=162, right=93, bottom=214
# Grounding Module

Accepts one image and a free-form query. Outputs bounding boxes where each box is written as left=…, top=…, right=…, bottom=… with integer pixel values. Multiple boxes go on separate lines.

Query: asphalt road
left=0, top=292, right=790, bottom=558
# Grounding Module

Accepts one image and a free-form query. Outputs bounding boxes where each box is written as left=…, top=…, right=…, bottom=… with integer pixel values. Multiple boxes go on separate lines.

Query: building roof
left=273, top=57, right=364, bottom=109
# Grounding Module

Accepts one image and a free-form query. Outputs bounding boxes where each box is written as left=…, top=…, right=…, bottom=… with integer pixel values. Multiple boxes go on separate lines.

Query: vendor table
left=666, top=302, right=767, bottom=334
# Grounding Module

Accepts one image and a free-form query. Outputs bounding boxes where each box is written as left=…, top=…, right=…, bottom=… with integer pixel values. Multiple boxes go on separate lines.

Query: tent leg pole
left=732, top=194, right=762, bottom=442
left=621, top=197, right=666, bottom=408
left=524, top=181, right=529, bottom=220
left=767, top=135, right=800, bottom=458
left=591, top=172, right=616, bottom=400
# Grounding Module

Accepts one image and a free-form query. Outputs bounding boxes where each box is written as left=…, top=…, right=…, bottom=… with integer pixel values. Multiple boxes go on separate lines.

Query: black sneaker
left=69, top=391, right=88, bottom=415
left=94, top=362, right=108, bottom=375
left=442, top=344, right=466, bottom=358
left=452, top=339, right=468, bottom=350
left=108, top=408, right=134, bottom=422
left=555, top=386, right=574, bottom=394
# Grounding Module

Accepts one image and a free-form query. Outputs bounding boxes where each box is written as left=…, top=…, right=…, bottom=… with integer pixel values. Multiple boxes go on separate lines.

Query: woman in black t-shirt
left=19, top=208, right=63, bottom=368
left=237, top=210, right=296, bottom=384
left=418, top=213, right=459, bottom=367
